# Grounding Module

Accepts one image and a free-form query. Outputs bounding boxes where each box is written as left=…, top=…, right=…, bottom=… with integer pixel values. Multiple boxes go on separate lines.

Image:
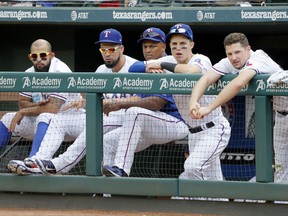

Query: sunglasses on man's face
left=29, top=52, right=50, bottom=61
left=99, top=46, right=120, bottom=55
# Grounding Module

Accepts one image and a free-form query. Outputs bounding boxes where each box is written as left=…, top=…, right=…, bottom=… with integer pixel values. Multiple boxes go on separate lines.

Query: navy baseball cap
left=137, top=27, right=166, bottom=43
left=166, top=23, right=193, bottom=41
left=95, top=28, right=122, bottom=45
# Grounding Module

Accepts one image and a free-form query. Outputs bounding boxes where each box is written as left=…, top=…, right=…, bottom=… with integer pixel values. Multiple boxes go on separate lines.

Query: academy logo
left=159, top=78, right=197, bottom=92
left=113, top=77, right=153, bottom=90
left=217, top=79, right=248, bottom=92
left=67, top=76, right=107, bottom=89
left=255, top=79, right=266, bottom=92
left=159, top=78, right=169, bottom=90
left=22, top=76, right=61, bottom=89
left=0, top=76, right=16, bottom=89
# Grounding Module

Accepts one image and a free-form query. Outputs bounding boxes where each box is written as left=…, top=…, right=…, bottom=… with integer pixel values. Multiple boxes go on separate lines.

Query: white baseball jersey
left=96, top=55, right=138, bottom=100
left=1, top=57, right=82, bottom=139
left=33, top=55, right=139, bottom=174
left=148, top=54, right=225, bottom=127
left=214, top=49, right=287, bottom=183
left=212, top=49, right=282, bottom=76
left=159, top=54, right=231, bottom=181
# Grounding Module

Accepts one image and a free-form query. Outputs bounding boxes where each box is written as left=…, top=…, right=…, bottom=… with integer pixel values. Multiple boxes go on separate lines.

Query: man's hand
left=37, top=98, right=50, bottom=106
left=189, top=101, right=201, bottom=119
left=190, top=106, right=212, bottom=119
left=103, top=99, right=122, bottom=116
left=9, top=111, right=24, bottom=132
left=146, top=62, right=164, bottom=73
left=61, top=97, right=86, bottom=111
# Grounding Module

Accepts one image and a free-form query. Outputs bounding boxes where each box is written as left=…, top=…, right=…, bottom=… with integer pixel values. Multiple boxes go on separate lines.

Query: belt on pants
left=277, top=111, right=288, bottom=116
left=188, top=121, right=215, bottom=134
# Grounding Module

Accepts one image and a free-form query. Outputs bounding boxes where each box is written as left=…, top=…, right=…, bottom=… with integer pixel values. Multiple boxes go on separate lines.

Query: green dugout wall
left=0, top=72, right=287, bottom=201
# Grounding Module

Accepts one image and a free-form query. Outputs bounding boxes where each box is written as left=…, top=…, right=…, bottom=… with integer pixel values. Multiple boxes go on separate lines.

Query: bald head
left=30, top=39, right=52, bottom=53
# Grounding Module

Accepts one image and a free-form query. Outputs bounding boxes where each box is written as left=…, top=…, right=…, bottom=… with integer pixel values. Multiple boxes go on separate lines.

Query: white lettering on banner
left=217, top=80, right=248, bottom=91
left=169, top=78, right=196, bottom=88
left=197, top=11, right=216, bottom=21
left=22, top=76, right=61, bottom=89
left=113, top=77, right=153, bottom=90
left=241, top=10, right=288, bottom=21
left=255, top=79, right=266, bottom=92
left=112, top=11, right=173, bottom=21
left=67, top=77, right=107, bottom=89
left=159, top=78, right=169, bottom=90
left=0, top=76, right=16, bottom=88
left=71, top=11, right=89, bottom=21
left=220, top=153, right=255, bottom=161
left=265, top=80, right=288, bottom=93
left=0, top=10, right=48, bottom=20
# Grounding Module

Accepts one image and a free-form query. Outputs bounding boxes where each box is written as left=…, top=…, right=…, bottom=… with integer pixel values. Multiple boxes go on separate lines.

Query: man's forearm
left=19, top=103, right=59, bottom=116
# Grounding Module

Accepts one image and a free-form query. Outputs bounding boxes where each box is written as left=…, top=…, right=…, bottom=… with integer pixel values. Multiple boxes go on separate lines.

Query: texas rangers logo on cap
left=166, top=23, right=193, bottom=41
left=95, top=28, right=123, bottom=45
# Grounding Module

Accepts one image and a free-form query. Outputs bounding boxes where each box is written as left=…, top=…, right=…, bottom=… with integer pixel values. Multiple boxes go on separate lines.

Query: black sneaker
left=102, top=165, right=128, bottom=177
left=35, top=159, right=56, bottom=174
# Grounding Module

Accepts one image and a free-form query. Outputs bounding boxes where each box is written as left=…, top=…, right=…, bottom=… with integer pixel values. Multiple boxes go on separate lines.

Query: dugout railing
left=0, top=72, right=287, bottom=201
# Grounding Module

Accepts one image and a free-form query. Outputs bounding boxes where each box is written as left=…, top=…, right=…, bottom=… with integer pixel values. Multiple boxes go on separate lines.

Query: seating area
left=0, top=0, right=287, bottom=7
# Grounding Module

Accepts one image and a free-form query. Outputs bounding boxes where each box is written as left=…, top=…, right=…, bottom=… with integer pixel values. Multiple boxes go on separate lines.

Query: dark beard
left=105, top=56, right=120, bottom=69
left=34, top=61, right=51, bottom=72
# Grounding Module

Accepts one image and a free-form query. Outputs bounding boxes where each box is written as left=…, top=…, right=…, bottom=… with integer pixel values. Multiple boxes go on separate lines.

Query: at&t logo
left=71, top=11, right=77, bottom=21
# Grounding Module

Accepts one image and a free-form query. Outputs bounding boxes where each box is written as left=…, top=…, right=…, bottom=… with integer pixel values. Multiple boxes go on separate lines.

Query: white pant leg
left=180, top=117, right=231, bottom=181
left=274, top=113, right=288, bottom=183
left=34, top=112, right=86, bottom=160
left=103, top=109, right=126, bottom=134
left=113, top=107, right=189, bottom=175
left=2, top=112, right=36, bottom=139
left=103, top=127, right=122, bottom=166
left=51, top=129, right=86, bottom=174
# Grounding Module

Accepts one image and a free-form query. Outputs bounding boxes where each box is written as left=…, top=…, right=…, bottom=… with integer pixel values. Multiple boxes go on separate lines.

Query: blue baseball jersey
left=136, top=93, right=184, bottom=122
left=128, top=62, right=184, bottom=122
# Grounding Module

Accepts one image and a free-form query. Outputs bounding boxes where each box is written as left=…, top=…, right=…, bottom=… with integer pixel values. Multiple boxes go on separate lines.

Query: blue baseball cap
left=166, top=23, right=193, bottom=41
left=95, top=28, right=122, bottom=45
left=137, top=27, right=166, bottom=43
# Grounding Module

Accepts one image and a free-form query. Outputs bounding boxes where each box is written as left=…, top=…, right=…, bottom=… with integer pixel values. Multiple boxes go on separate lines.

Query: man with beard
left=7, top=29, right=138, bottom=175
left=5, top=39, right=83, bottom=174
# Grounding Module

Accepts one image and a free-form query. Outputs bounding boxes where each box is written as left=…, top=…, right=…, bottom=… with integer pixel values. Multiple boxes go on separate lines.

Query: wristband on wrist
left=160, top=62, right=177, bottom=73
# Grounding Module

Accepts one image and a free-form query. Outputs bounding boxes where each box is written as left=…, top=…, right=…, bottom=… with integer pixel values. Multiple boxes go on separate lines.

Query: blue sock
left=29, top=122, right=49, bottom=157
left=0, top=121, right=12, bottom=147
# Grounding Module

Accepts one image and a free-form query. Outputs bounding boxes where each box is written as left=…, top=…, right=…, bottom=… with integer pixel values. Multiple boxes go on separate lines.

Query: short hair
left=30, top=39, right=52, bottom=52
left=223, top=33, right=249, bottom=48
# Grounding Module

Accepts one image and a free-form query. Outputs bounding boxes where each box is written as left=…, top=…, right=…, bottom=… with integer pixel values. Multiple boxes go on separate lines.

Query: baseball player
left=8, top=29, right=138, bottom=175
left=100, top=27, right=189, bottom=177
left=3, top=39, right=82, bottom=173
left=267, top=71, right=288, bottom=184
left=125, top=24, right=231, bottom=183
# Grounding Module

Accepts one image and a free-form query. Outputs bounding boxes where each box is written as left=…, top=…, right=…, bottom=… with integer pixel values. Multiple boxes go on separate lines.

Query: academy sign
left=0, top=76, right=16, bottom=89
left=113, top=77, right=153, bottom=90
left=67, top=76, right=107, bottom=90
left=22, top=76, right=61, bottom=89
